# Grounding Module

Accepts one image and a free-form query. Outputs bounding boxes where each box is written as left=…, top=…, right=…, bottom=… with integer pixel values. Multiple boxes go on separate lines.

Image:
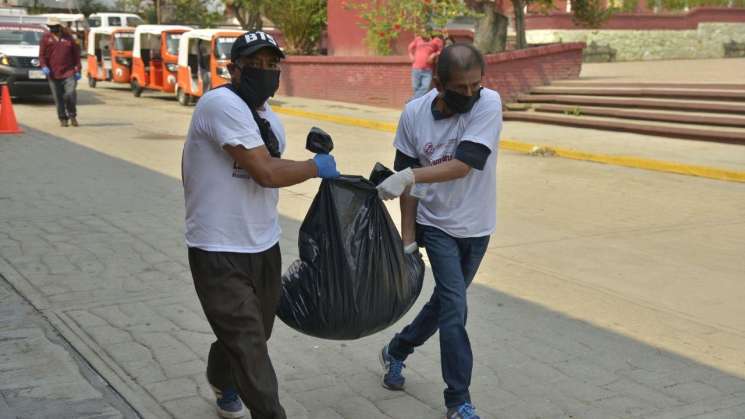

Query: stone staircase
left=503, top=81, right=745, bottom=144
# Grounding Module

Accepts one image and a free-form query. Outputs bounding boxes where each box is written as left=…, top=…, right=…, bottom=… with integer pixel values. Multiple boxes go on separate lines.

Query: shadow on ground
left=1, top=127, right=743, bottom=419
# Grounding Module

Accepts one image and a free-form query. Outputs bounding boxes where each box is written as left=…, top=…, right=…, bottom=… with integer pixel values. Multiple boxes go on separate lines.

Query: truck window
left=88, top=17, right=102, bottom=28
left=108, top=17, right=122, bottom=27
left=126, top=17, right=143, bottom=27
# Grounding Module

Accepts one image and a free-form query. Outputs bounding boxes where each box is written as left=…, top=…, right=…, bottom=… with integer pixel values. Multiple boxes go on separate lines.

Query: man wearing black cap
left=182, top=31, right=340, bottom=419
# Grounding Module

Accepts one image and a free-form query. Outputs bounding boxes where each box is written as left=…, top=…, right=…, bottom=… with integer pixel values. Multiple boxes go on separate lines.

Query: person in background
left=39, top=18, right=81, bottom=127
left=408, top=28, right=444, bottom=99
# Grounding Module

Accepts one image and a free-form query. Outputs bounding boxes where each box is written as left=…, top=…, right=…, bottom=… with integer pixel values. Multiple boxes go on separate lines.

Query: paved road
left=1, top=79, right=744, bottom=419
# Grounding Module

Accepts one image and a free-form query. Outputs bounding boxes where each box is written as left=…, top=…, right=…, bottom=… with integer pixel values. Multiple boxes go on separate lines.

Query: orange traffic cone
left=0, top=84, right=22, bottom=134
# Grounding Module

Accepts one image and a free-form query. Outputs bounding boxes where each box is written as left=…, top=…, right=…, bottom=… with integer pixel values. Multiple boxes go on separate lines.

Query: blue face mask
left=443, top=87, right=482, bottom=114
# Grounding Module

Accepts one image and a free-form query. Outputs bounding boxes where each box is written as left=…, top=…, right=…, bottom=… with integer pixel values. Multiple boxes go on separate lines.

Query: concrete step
left=531, top=104, right=745, bottom=128
left=529, top=86, right=745, bottom=102
left=550, top=81, right=745, bottom=90
left=516, top=94, right=745, bottom=115
left=503, top=111, right=745, bottom=144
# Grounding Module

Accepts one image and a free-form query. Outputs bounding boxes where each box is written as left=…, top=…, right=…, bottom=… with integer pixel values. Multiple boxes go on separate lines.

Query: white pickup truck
left=0, top=15, right=50, bottom=97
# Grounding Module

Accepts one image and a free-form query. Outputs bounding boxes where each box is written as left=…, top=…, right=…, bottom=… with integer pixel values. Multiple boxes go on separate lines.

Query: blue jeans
left=388, top=224, right=490, bottom=408
left=411, top=68, right=433, bottom=99
left=48, top=76, right=77, bottom=120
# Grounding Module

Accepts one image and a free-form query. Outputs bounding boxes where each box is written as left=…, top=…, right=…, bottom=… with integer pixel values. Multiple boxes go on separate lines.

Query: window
left=165, top=33, right=182, bottom=55
left=0, top=30, right=43, bottom=45
left=88, top=17, right=102, bottom=28
left=126, top=17, right=143, bottom=27
left=108, top=17, right=122, bottom=27
left=214, top=37, right=236, bottom=60
left=114, top=33, right=135, bottom=50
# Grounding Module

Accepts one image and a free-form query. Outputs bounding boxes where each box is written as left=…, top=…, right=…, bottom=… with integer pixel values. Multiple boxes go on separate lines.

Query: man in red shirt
left=39, top=17, right=81, bottom=127
left=408, top=30, right=444, bottom=99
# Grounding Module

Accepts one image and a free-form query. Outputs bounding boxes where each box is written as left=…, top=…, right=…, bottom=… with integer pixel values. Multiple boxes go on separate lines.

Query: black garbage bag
left=277, top=164, right=425, bottom=340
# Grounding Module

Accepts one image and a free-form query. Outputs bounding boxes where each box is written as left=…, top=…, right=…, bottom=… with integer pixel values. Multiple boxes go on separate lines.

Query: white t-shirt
left=182, top=87, right=286, bottom=253
left=394, top=88, right=502, bottom=238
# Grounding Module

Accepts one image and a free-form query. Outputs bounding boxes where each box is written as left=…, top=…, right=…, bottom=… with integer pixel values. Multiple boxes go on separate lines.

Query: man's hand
left=313, top=154, right=340, bottom=179
left=74, top=72, right=81, bottom=81
left=41, top=67, right=50, bottom=77
left=377, top=168, right=415, bottom=200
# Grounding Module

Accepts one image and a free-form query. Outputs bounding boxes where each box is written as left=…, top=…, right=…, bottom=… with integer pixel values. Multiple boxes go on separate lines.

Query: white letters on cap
left=245, top=31, right=277, bottom=46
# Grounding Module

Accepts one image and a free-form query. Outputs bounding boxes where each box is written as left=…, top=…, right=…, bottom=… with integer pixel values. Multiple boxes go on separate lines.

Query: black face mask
left=443, top=87, right=482, bottom=114
left=50, top=26, right=61, bottom=34
left=236, top=66, right=280, bottom=109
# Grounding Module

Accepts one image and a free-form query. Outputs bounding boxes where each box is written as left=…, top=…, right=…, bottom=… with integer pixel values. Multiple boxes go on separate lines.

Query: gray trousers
left=188, top=245, right=287, bottom=419
left=48, top=77, right=77, bottom=120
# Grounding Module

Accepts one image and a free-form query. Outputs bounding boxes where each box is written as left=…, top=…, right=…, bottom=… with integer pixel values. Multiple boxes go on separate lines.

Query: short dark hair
left=435, top=43, right=485, bottom=85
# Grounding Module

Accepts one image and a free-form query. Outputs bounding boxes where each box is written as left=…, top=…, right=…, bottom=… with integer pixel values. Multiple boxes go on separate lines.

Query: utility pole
left=156, top=0, right=161, bottom=23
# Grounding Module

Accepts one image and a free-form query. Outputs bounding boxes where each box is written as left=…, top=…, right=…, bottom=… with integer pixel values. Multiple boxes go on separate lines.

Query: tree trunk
left=247, top=9, right=262, bottom=31
left=474, top=8, right=509, bottom=53
left=512, top=0, right=527, bottom=49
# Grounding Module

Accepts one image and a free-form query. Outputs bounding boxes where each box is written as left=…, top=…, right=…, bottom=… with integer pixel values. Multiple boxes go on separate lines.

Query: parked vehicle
left=86, top=27, right=135, bottom=88
left=130, top=24, right=191, bottom=97
left=0, top=16, right=50, bottom=97
left=175, top=28, right=241, bottom=105
left=88, top=13, right=144, bottom=29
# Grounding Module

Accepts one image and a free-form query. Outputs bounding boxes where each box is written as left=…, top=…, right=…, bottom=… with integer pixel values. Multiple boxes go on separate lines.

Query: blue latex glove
left=41, top=67, right=50, bottom=76
left=74, top=72, right=81, bottom=81
left=313, top=154, right=340, bottom=179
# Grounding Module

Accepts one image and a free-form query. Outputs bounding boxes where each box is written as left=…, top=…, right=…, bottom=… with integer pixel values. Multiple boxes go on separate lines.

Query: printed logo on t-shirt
left=232, top=161, right=251, bottom=179
left=422, top=139, right=457, bottom=166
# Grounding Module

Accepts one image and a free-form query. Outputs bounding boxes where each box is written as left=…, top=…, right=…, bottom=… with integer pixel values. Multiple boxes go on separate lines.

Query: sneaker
left=60, top=119, right=68, bottom=127
left=446, top=403, right=480, bottom=419
left=379, top=343, right=405, bottom=390
left=70, top=117, right=78, bottom=127
left=210, top=384, right=247, bottom=418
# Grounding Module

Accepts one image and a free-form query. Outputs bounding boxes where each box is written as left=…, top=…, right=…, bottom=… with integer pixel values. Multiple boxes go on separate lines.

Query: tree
left=511, top=0, right=553, bottom=49
left=169, top=0, right=223, bottom=26
left=225, top=0, right=263, bottom=30
left=77, top=0, right=110, bottom=16
left=264, top=0, right=326, bottom=55
left=571, top=0, right=614, bottom=28
left=347, top=0, right=476, bottom=55
left=467, top=0, right=509, bottom=53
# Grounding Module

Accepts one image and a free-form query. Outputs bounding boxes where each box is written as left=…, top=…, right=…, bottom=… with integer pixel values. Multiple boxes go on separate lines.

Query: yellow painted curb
left=274, top=106, right=397, bottom=133
left=274, top=106, right=745, bottom=184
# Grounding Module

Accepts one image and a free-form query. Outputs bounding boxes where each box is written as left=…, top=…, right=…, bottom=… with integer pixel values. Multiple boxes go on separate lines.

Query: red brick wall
left=526, top=7, right=745, bottom=30
left=278, top=43, right=585, bottom=108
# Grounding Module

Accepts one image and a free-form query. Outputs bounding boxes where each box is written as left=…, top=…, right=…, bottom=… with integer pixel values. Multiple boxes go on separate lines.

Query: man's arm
left=73, top=39, right=81, bottom=72
left=38, top=34, right=48, bottom=68
left=412, top=159, right=470, bottom=183
left=408, top=38, right=417, bottom=61
left=224, top=144, right=320, bottom=188
left=400, top=189, right=418, bottom=246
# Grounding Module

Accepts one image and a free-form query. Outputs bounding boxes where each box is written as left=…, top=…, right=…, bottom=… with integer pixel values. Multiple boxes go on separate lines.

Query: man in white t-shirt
left=182, top=31, right=339, bottom=419
left=376, top=44, right=502, bottom=419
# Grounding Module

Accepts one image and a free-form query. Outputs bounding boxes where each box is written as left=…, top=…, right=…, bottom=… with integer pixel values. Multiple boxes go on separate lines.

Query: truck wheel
left=88, top=77, right=96, bottom=88
left=131, top=79, right=143, bottom=97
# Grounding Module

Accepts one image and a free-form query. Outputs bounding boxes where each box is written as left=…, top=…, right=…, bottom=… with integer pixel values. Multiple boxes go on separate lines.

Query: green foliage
left=347, top=0, right=477, bottom=55
left=77, top=0, right=111, bottom=16
left=571, top=0, right=614, bottom=28
left=657, top=0, right=745, bottom=11
left=170, top=0, right=223, bottom=27
left=225, top=0, right=264, bottom=30
left=265, top=0, right=326, bottom=55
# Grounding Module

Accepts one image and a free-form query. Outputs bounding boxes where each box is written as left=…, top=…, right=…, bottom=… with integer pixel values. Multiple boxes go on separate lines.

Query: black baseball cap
left=231, top=31, right=285, bottom=62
